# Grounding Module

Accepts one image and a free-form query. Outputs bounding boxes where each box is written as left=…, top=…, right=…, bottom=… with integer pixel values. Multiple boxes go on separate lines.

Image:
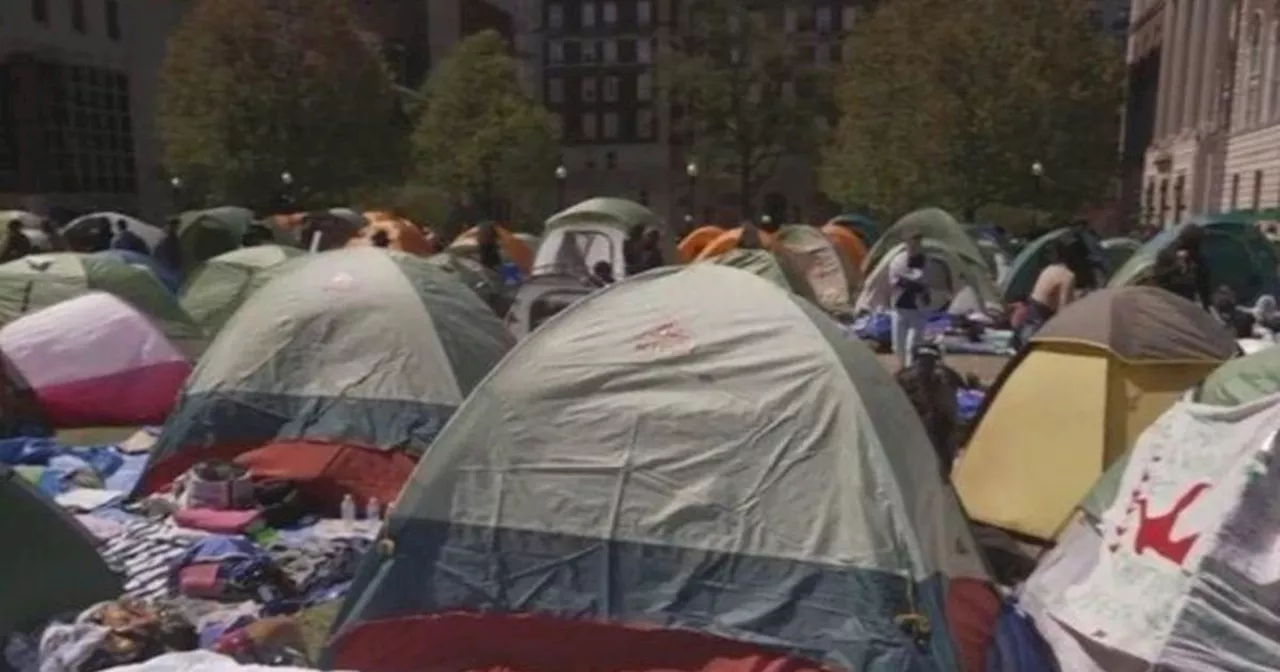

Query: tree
left=821, top=0, right=1125, bottom=224
left=660, top=0, right=830, bottom=218
left=411, top=30, right=559, bottom=235
left=159, top=0, right=405, bottom=211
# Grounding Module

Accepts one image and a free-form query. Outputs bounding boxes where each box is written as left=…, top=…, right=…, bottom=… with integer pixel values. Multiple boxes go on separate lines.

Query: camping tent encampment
left=424, top=252, right=511, bottom=316
left=0, top=253, right=205, bottom=357
left=953, top=286, right=1236, bottom=542
left=774, top=224, right=857, bottom=314
left=502, top=273, right=595, bottom=339
left=1108, top=216, right=1279, bottom=303
left=0, top=292, right=190, bottom=427
left=701, top=248, right=813, bottom=298
left=0, top=465, right=121, bottom=637
left=1101, top=237, right=1141, bottom=276
left=179, top=245, right=303, bottom=336
left=865, top=208, right=990, bottom=275
left=856, top=240, right=1002, bottom=315
left=325, top=264, right=999, bottom=672
left=175, top=207, right=297, bottom=273
left=62, top=212, right=164, bottom=250
left=1000, top=227, right=1106, bottom=302
left=136, top=248, right=514, bottom=509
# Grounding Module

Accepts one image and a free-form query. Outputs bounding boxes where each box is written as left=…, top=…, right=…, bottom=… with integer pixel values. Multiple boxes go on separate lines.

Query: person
left=39, top=218, right=67, bottom=251
left=240, top=224, right=272, bottom=247
left=110, top=219, right=149, bottom=253
left=94, top=220, right=114, bottom=252
left=623, top=224, right=646, bottom=276
left=1152, top=225, right=1211, bottom=308
left=639, top=229, right=664, bottom=271
left=475, top=223, right=503, bottom=270
left=1209, top=285, right=1255, bottom=338
left=154, top=218, right=181, bottom=270
left=592, top=260, right=615, bottom=285
left=1254, top=294, right=1280, bottom=335
left=738, top=222, right=764, bottom=250
left=370, top=229, right=391, bottom=248
left=1018, top=237, right=1078, bottom=346
left=895, top=342, right=960, bottom=480
left=888, top=231, right=931, bottom=368
left=0, top=220, right=31, bottom=262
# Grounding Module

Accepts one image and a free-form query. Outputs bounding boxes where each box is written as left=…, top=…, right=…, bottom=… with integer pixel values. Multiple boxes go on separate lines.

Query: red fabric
left=945, top=577, right=1000, bottom=672
left=36, top=361, right=189, bottom=427
left=330, top=612, right=830, bottom=672
left=139, top=439, right=414, bottom=513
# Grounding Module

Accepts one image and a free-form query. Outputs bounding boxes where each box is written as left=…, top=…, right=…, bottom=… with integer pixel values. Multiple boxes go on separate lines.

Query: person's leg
left=903, top=309, right=924, bottom=366
left=891, top=310, right=909, bottom=368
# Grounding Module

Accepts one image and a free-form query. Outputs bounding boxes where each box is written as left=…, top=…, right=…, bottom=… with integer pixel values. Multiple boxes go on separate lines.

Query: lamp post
left=279, top=170, right=295, bottom=213
left=555, top=164, right=568, bottom=210
left=1030, top=161, right=1044, bottom=232
left=685, top=161, right=699, bottom=229
left=168, top=176, right=184, bottom=211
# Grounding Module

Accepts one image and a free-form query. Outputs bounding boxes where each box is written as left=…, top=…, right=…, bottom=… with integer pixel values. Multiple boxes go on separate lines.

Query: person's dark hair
left=592, top=260, right=615, bottom=283
left=7, top=220, right=22, bottom=233
left=115, top=219, right=128, bottom=232
left=371, top=230, right=391, bottom=248
left=1176, top=224, right=1204, bottom=254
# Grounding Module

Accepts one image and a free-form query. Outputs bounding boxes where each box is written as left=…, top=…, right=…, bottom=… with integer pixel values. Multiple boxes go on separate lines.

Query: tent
left=291, top=210, right=367, bottom=251
left=450, top=225, right=534, bottom=273
left=135, top=248, right=514, bottom=509
left=0, top=292, right=190, bottom=427
left=513, top=231, right=540, bottom=253
left=178, top=245, right=302, bottom=337
left=825, top=212, right=879, bottom=245
left=866, top=209, right=990, bottom=276
left=1100, top=236, right=1140, bottom=276
left=325, top=264, right=999, bottom=672
left=1108, top=216, right=1280, bottom=303
left=952, top=286, right=1235, bottom=542
left=0, top=348, right=46, bottom=439
left=347, top=215, right=434, bottom=256
left=1195, top=342, right=1280, bottom=405
left=0, top=253, right=205, bottom=357
left=775, top=224, right=857, bottom=314
left=94, top=250, right=181, bottom=294
left=999, top=227, right=1106, bottom=302
left=424, top=252, right=512, bottom=317
left=1021, top=394, right=1280, bottom=671
left=502, top=273, right=595, bottom=339
left=676, top=225, right=724, bottom=262
left=693, top=225, right=776, bottom=261
left=702, top=248, right=813, bottom=296
left=822, top=223, right=870, bottom=270
left=175, top=207, right=297, bottom=273
left=62, top=212, right=163, bottom=250
left=856, top=240, right=1002, bottom=315
left=0, top=210, right=53, bottom=252
left=975, top=238, right=1011, bottom=285
left=0, top=464, right=122, bottom=637
left=538, top=197, right=676, bottom=275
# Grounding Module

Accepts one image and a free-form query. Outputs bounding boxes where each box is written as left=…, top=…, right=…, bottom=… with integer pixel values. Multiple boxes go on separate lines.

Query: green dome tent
left=1101, top=237, right=1141, bottom=276
left=424, top=252, right=511, bottom=316
left=179, top=245, right=303, bottom=337
left=866, top=208, right=990, bottom=275
left=176, top=207, right=297, bottom=274
left=0, top=253, right=205, bottom=356
left=0, top=466, right=121, bottom=637
left=701, top=248, right=815, bottom=300
left=1108, top=216, right=1279, bottom=303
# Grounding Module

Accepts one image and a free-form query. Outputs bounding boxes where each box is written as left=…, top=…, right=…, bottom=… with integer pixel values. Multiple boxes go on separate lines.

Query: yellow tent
left=953, top=286, right=1236, bottom=542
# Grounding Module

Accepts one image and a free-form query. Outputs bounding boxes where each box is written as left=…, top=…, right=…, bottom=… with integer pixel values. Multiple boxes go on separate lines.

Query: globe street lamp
left=279, top=170, right=295, bottom=212
left=1030, top=161, right=1044, bottom=231
left=555, top=164, right=568, bottom=210
left=685, top=161, right=699, bottom=230
left=169, top=176, right=184, bottom=212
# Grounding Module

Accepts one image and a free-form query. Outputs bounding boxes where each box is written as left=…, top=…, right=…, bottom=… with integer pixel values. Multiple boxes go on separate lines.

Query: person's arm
left=1195, top=261, right=1213, bottom=308
left=1058, top=273, right=1078, bottom=308
left=889, top=253, right=923, bottom=287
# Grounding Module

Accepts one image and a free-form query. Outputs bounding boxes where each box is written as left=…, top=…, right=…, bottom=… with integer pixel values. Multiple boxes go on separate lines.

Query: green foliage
left=159, top=0, right=405, bottom=211
left=660, top=0, right=829, bottom=214
left=821, top=0, right=1125, bottom=219
left=411, top=31, right=559, bottom=229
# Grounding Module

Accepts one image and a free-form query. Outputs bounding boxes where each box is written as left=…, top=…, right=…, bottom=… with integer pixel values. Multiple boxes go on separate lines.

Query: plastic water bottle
left=364, top=496, right=382, bottom=521
left=340, top=494, right=356, bottom=521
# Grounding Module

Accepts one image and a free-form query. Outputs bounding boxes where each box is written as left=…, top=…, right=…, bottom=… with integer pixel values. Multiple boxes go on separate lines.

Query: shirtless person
left=1019, top=238, right=1078, bottom=347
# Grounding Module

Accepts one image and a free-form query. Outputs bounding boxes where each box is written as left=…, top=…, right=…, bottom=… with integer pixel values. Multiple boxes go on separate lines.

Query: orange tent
left=677, top=226, right=725, bottom=263
left=821, top=223, right=868, bottom=269
left=692, top=227, right=777, bottom=262
left=347, top=213, right=437, bottom=256
left=450, top=225, right=533, bottom=273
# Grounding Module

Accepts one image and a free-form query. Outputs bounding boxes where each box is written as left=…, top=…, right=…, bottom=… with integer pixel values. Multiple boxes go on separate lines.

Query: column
left=1181, top=0, right=1209, bottom=130
left=1167, top=0, right=1195, bottom=132
left=1198, top=1, right=1226, bottom=125
left=1155, top=0, right=1179, bottom=138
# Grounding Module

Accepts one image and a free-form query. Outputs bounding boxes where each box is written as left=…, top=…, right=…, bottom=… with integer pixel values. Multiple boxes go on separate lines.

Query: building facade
left=527, top=0, right=861, bottom=226
left=1220, top=0, right=1280, bottom=215
left=1138, top=0, right=1236, bottom=228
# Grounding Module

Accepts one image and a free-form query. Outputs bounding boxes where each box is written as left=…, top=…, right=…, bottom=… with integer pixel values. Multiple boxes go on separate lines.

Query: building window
left=841, top=5, right=858, bottom=30
left=602, top=75, right=619, bottom=102
left=784, top=8, right=797, bottom=32
left=1231, top=173, right=1241, bottom=210
left=105, top=0, right=120, bottom=40
left=1254, top=169, right=1265, bottom=210
left=1247, top=12, right=1265, bottom=125
left=581, top=76, right=597, bottom=102
left=548, top=77, right=564, bottom=104
left=32, top=0, right=48, bottom=24
left=603, top=112, right=619, bottom=139
left=636, top=72, right=653, bottom=101
left=548, top=41, right=565, bottom=64
left=637, top=0, right=652, bottom=26
left=1174, top=175, right=1186, bottom=221
left=605, top=151, right=617, bottom=169
left=62, top=66, right=137, bottom=194
left=1144, top=180, right=1156, bottom=224
left=71, top=0, right=87, bottom=32
left=548, top=3, right=564, bottom=29
left=1271, top=20, right=1280, bottom=120
left=636, top=108, right=654, bottom=139
left=816, top=6, right=833, bottom=33
left=603, top=1, right=617, bottom=25
left=582, top=1, right=596, bottom=28
left=637, top=39, right=652, bottom=63
left=1159, top=178, right=1169, bottom=220
left=583, top=41, right=598, bottom=64
left=581, top=113, right=597, bottom=140
left=602, top=39, right=617, bottom=63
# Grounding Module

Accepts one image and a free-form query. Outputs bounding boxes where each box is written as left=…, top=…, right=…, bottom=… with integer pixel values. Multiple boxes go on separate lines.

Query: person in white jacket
left=888, top=231, right=931, bottom=367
